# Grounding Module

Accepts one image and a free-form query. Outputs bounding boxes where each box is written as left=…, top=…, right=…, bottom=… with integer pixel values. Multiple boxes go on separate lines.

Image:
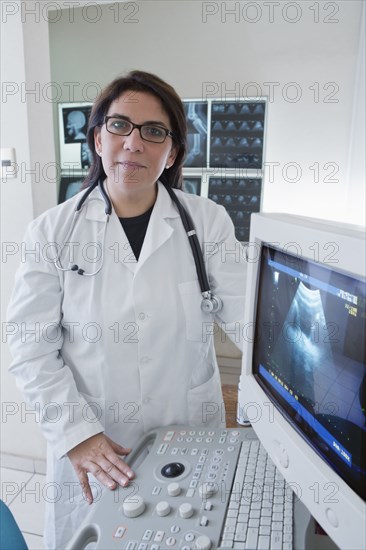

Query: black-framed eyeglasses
left=104, top=116, right=174, bottom=144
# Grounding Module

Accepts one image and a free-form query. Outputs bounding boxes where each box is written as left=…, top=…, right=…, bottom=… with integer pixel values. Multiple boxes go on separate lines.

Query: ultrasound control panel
left=66, top=425, right=258, bottom=550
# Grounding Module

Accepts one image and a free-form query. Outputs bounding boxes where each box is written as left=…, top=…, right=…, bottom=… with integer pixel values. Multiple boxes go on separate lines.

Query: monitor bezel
left=240, top=212, right=366, bottom=550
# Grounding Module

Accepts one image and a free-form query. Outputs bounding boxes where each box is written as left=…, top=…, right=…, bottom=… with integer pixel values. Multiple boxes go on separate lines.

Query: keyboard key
left=284, top=508, right=293, bottom=518
left=257, top=534, right=270, bottom=550
left=248, top=518, right=260, bottom=528
left=259, top=526, right=271, bottom=536
left=270, top=531, right=283, bottom=550
left=245, top=527, right=259, bottom=548
left=239, top=505, right=250, bottom=514
left=234, top=523, right=247, bottom=542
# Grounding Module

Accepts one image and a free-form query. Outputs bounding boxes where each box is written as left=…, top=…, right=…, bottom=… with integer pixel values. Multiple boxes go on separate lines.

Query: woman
left=7, top=71, right=247, bottom=548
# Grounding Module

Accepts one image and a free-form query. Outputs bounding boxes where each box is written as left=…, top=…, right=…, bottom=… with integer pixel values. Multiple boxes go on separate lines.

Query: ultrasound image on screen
left=271, top=281, right=333, bottom=409
left=253, top=245, right=366, bottom=498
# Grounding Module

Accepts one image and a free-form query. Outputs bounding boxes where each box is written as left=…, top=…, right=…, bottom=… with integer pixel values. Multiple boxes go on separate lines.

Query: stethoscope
left=54, top=179, right=223, bottom=313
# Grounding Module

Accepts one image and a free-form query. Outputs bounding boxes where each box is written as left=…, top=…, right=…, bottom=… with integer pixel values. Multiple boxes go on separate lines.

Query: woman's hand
left=67, top=433, right=135, bottom=503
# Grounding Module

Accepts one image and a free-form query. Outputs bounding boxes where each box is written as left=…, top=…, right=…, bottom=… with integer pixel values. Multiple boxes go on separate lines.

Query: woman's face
left=94, top=90, right=177, bottom=201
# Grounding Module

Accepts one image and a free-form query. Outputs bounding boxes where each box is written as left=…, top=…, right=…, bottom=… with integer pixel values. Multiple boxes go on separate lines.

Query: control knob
left=195, top=535, right=212, bottom=550
left=168, top=482, right=181, bottom=496
left=122, top=495, right=145, bottom=518
left=179, top=502, right=194, bottom=519
left=156, top=501, right=171, bottom=517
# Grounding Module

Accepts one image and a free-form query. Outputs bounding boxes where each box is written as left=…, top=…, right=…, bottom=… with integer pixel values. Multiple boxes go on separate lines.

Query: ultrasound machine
left=67, top=213, right=366, bottom=550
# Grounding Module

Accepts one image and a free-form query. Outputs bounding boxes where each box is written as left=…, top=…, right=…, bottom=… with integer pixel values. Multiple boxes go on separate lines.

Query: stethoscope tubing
left=54, top=179, right=221, bottom=309
left=164, top=185, right=211, bottom=295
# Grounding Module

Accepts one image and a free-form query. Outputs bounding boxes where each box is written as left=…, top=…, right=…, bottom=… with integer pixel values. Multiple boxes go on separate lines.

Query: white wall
left=1, top=1, right=56, bottom=459
left=1, top=0, right=365, bottom=460
left=1, top=3, right=41, bottom=458
left=346, top=5, right=365, bottom=225
left=47, top=0, right=365, bottom=223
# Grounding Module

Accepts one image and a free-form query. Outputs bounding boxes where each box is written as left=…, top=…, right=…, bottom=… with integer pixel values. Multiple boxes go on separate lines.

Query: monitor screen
left=253, top=244, right=366, bottom=501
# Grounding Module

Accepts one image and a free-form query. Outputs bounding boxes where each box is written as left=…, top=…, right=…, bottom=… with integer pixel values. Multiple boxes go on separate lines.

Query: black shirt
left=119, top=206, right=154, bottom=261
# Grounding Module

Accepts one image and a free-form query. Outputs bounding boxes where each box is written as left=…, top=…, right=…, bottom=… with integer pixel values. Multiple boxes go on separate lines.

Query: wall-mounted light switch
left=1, top=148, right=17, bottom=179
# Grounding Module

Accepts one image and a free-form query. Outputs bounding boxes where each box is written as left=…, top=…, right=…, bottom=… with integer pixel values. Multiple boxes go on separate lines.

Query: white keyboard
left=220, top=440, right=293, bottom=549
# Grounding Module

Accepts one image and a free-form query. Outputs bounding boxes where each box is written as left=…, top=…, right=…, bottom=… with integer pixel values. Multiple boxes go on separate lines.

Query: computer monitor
left=239, top=213, right=366, bottom=550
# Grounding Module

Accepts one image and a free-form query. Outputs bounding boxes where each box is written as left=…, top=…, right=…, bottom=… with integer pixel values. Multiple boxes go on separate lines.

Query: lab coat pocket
left=178, top=280, right=213, bottom=342
left=187, top=367, right=225, bottom=428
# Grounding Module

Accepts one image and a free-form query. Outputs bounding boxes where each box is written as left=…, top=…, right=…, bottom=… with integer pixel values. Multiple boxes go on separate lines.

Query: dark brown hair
left=83, top=70, right=187, bottom=190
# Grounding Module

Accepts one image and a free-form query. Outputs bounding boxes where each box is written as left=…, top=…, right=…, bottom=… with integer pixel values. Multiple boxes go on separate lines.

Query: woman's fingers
left=93, top=453, right=134, bottom=487
left=77, top=469, right=94, bottom=504
left=67, top=434, right=135, bottom=501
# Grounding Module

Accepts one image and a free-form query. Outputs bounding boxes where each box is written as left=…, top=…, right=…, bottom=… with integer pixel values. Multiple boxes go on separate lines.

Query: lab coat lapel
left=136, top=182, right=180, bottom=272
left=84, top=187, right=137, bottom=274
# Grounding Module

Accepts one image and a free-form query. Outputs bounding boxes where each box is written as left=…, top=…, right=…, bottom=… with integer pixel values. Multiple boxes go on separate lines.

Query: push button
left=154, top=531, right=164, bottom=542
left=142, top=530, right=153, bottom=541
left=114, top=526, right=126, bottom=538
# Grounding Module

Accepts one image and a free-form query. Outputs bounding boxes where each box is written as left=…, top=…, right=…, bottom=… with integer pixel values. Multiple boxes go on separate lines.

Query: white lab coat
left=7, top=181, right=247, bottom=548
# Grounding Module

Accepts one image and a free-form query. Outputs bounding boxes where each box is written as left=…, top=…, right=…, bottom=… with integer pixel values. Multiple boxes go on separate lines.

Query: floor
left=0, top=385, right=239, bottom=550
left=1, top=464, right=46, bottom=549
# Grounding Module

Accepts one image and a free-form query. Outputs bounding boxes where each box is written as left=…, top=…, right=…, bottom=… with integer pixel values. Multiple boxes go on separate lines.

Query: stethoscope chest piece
left=201, top=293, right=223, bottom=313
